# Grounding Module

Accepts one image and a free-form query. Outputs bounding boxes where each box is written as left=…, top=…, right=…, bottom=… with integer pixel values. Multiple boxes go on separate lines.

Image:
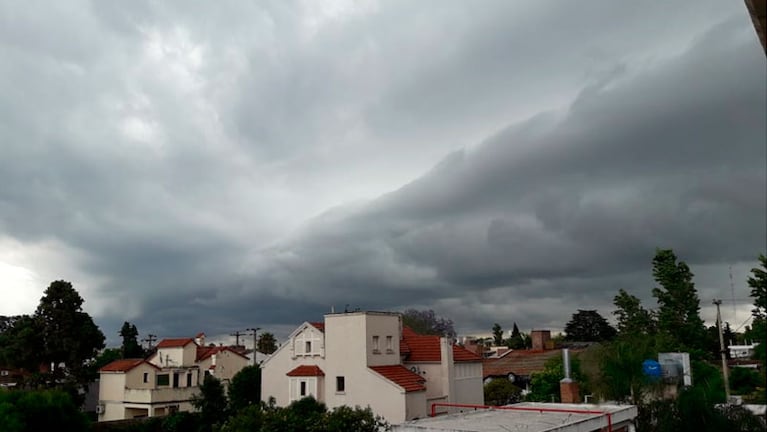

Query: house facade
left=260, top=311, right=483, bottom=424
left=97, top=335, right=248, bottom=422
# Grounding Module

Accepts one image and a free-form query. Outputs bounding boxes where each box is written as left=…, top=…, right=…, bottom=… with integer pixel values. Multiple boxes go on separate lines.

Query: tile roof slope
left=482, top=349, right=579, bottom=378
left=370, top=365, right=426, bottom=392
left=197, top=346, right=250, bottom=361
left=286, top=365, right=325, bottom=377
left=309, top=322, right=325, bottom=332
left=100, top=359, right=157, bottom=372
left=401, top=327, right=482, bottom=363
left=156, top=338, right=196, bottom=348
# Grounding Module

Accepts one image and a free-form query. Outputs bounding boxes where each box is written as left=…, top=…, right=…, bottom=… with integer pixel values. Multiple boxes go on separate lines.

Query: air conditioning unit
left=96, top=404, right=105, bottom=414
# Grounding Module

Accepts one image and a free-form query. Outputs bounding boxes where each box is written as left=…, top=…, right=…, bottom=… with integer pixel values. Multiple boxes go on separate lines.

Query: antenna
left=230, top=330, right=245, bottom=347
left=142, top=334, right=157, bottom=349
left=729, top=265, right=736, bottom=316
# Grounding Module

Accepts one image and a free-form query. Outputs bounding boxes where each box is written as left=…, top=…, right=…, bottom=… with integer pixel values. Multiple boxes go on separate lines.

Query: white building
left=728, top=343, right=759, bottom=359
left=97, top=335, right=249, bottom=422
left=260, top=311, right=484, bottom=424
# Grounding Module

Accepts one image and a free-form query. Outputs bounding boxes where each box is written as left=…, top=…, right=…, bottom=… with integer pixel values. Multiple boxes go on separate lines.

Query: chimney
left=195, top=332, right=205, bottom=346
left=531, top=330, right=551, bottom=350
left=559, top=348, right=581, bottom=403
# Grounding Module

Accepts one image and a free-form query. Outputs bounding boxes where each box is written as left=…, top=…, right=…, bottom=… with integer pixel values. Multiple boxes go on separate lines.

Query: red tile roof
left=99, top=359, right=158, bottom=372
left=482, top=349, right=579, bottom=378
left=370, top=365, right=426, bottom=392
left=286, top=365, right=325, bottom=377
left=197, top=346, right=250, bottom=361
left=309, top=322, right=325, bottom=332
left=401, top=327, right=482, bottom=363
left=156, top=338, right=196, bottom=348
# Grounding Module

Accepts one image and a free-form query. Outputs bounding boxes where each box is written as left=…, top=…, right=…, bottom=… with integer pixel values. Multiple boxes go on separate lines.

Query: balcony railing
left=123, top=387, right=198, bottom=404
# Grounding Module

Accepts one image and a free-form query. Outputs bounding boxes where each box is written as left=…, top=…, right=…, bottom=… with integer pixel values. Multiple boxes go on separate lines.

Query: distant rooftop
left=394, top=403, right=638, bottom=432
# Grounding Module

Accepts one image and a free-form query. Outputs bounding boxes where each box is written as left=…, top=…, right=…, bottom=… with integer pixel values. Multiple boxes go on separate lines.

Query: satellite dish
left=508, top=373, right=516, bottom=383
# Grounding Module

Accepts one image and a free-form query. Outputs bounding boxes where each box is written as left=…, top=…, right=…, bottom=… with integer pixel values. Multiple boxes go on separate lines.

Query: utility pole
left=713, top=299, right=731, bottom=401
left=247, top=327, right=261, bottom=366
left=230, top=330, right=246, bottom=347
left=142, top=334, right=157, bottom=349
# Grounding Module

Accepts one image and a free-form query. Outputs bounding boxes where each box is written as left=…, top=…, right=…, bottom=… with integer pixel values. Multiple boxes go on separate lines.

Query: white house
left=97, top=335, right=249, bottom=422
left=260, top=311, right=483, bottom=424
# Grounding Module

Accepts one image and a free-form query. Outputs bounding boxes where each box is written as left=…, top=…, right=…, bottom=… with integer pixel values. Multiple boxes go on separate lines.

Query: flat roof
left=394, top=403, right=638, bottom=432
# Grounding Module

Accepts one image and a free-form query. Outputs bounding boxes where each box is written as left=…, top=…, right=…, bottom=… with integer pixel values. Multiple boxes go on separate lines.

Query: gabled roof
left=309, top=322, right=325, bottom=332
left=156, top=338, right=196, bottom=348
left=482, top=349, right=575, bottom=378
left=100, top=359, right=159, bottom=372
left=370, top=365, right=426, bottom=392
left=286, top=365, right=325, bottom=377
left=401, top=327, right=482, bottom=363
left=196, top=345, right=250, bottom=362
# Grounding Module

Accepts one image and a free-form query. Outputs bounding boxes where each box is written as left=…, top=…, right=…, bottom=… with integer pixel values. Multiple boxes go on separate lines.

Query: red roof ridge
left=100, top=359, right=159, bottom=372
left=287, top=365, right=325, bottom=377
left=157, top=338, right=196, bottom=348
left=309, top=322, right=325, bottom=332
left=370, top=365, right=426, bottom=393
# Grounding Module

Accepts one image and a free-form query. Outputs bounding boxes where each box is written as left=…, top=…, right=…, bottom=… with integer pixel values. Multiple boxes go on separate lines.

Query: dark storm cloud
left=241, top=17, right=766, bottom=332
left=0, top=0, right=763, bottom=341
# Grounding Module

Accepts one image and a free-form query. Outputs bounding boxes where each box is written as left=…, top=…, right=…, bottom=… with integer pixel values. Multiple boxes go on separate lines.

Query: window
left=336, top=376, right=345, bottom=393
left=300, top=381, right=307, bottom=396
left=143, top=372, right=148, bottom=383
left=0, top=370, right=9, bottom=377
left=305, top=341, right=312, bottom=354
left=386, top=335, right=393, bottom=352
left=372, top=336, right=380, bottom=352
left=156, top=374, right=169, bottom=386
left=187, top=373, right=192, bottom=387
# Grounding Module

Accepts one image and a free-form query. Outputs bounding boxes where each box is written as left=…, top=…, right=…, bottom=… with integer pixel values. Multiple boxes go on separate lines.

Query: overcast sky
left=1, top=0, right=765, bottom=345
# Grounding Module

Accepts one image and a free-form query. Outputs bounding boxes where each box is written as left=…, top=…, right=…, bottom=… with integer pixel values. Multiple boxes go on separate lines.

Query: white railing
left=124, top=387, right=197, bottom=404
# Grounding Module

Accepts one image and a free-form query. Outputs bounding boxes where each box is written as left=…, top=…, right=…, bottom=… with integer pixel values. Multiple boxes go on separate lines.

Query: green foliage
left=729, top=367, right=761, bottom=396
left=0, top=315, right=45, bottom=375
left=0, top=388, right=89, bottom=432
left=120, top=322, right=145, bottom=359
left=613, top=289, right=656, bottom=337
left=192, top=375, right=229, bottom=431
left=651, top=249, right=707, bottom=351
left=563, top=310, right=616, bottom=342
left=748, top=254, right=767, bottom=344
left=492, top=323, right=503, bottom=346
left=257, top=332, right=278, bottom=355
left=636, top=386, right=766, bottom=432
left=526, top=353, right=585, bottom=402
left=323, top=405, right=389, bottom=432
left=484, top=379, right=522, bottom=406
left=35, top=280, right=106, bottom=386
left=505, top=322, right=529, bottom=349
left=228, top=365, right=262, bottom=412
left=401, top=309, right=456, bottom=338
left=223, top=398, right=390, bottom=432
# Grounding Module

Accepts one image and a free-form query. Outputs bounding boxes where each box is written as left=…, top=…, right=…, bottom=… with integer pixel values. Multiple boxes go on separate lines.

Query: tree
left=526, top=354, right=585, bottom=402
left=563, top=310, right=616, bottom=342
left=323, top=405, right=390, bottom=432
left=119, top=321, right=144, bottom=359
left=401, top=309, right=456, bottom=338
left=484, top=379, right=522, bottom=406
left=613, top=289, right=655, bottom=337
left=34, top=280, right=105, bottom=382
left=506, top=322, right=528, bottom=349
left=0, top=388, right=89, bottom=432
left=492, top=323, right=503, bottom=346
left=651, top=249, right=706, bottom=351
left=192, top=375, right=229, bottom=431
left=0, top=315, right=45, bottom=375
left=747, top=254, right=766, bottom=344
left=257, top=332, right=278, bottom=355
left=228, top=366, right=262, bottom=412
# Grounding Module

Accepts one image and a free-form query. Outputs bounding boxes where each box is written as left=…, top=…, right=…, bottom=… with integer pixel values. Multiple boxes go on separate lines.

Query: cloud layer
left=0, top=1, right=764, bottom=342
